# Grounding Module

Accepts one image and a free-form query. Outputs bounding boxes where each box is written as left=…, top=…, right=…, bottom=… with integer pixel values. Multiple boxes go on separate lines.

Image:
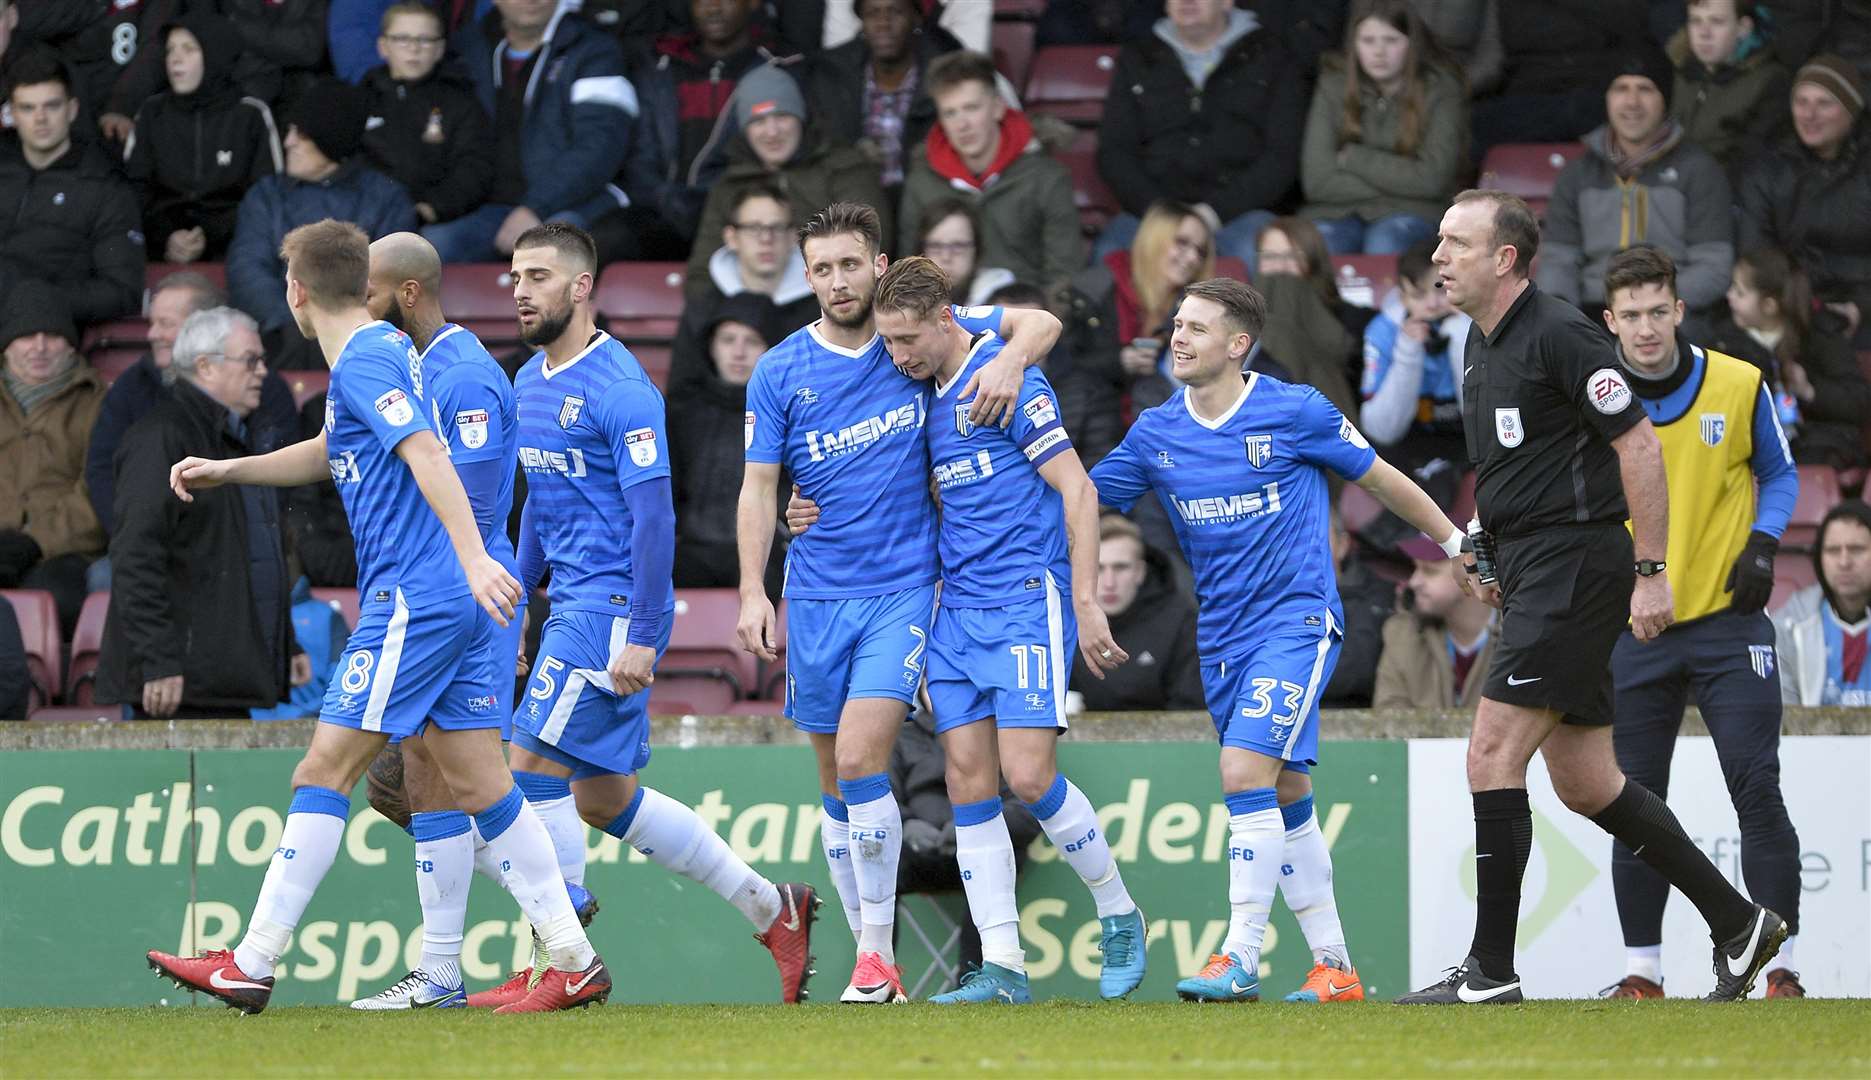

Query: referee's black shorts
left=1483, top=523, right=1634, bottom=725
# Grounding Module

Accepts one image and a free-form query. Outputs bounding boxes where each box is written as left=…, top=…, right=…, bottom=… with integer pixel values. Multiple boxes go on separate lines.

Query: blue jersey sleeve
left=338, top=341, right=430, bottom=454
left=950, top=305, right=1005, bottom=337
left=1007, top=365, right=1073, bottom=468
left=1361, top=317, right=1396, bottom=400
left=1750, top=383, right=1798, bottom=538
left=1089, top=431, right=1152, bottom=513
left=744, top=359, right=787, bottom=465
left=434, top=370, right=509, bottom=466
left=598, top=381, right=672, bottom=493
left=1292, top=388, right=1377, bottom=481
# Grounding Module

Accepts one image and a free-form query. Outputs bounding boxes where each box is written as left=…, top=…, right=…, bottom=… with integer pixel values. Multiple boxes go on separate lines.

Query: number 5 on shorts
left=530, top=656, right=566, bottom=699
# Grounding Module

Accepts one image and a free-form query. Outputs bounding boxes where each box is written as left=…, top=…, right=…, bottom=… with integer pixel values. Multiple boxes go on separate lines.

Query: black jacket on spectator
left=1097, top=20, right=1305, bottom=221
left=1052, top=260, right=1136, bottom=466
left=1703, top=315, right=1871, bottom=469
left=1321, top=555, right=1396, bottom=709
left=0, top=139, right=145, bottom=327
left=83, top=354, right=297, bottom=534
left=1069, top=541, right=1202, bottom=712
left=101, top=0, right=200, bottom=124
left=124, top=14, right=283, bottom=261
left=222, top=0, right=329, bottom=106
left=1496, top=1, right=1652, bottom=99
left=667, top=269, right=818, bottom=400
left=1738, top=131, right=1871, bottom=321
left=283, top=392, right=358, bottom=588
left=97, top=379, right=298, bottom=712
left=800, top=25, right=956, bottom=177
left=360, top=62, right=494, bottom=224
left=0, top=598, right=28, bottom=719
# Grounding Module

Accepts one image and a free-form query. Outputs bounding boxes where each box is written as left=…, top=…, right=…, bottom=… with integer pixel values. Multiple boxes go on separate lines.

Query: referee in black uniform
left=1396, top=191, right=1786, bottom=1005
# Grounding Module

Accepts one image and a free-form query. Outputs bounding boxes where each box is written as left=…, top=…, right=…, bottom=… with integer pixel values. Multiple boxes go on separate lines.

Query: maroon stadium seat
left=1024, top=46, right=1120, bottom=124
left=758, top=599, right=789, bottom=700
left=1213, top=256, right=1250, bottom=283
left=723, top=699, right=784, bottom=716
left=440, top=264, right=523, bottom=350
left=88, top=347, right=144, bottom=385
left=649, top=679, right=739, bottom=715
left=1337, top=482, right=1384, bottom=535
left=993, top=0, right=1046, bottom=17
left=1769, top=551, right=1817, bottom=612
left=29, top=705, right=118, bottom=723
left=663, top=589, right=753, bottom=702
left=83, top=319, right=149, bottom=351
left=1, top=589, right=60, bottom=710
left=991, top=19, right=1037, bottom=93
left=66, top=591, right=111, bottom=705
left=593, top=262, right=685, bottom=343
left=1331, top=254, right=1400, bottom=309
left=311, top=587, right=359, bottom=631
left=1477, top=143, right=1585, bottom=219
left=1056, top=148, right=1119, bottom=236
left=633, top=343, right=672, bottom=389
left=287, top=370, right=331, bottom=411
left=1782, top=465, right=1841, bottom=550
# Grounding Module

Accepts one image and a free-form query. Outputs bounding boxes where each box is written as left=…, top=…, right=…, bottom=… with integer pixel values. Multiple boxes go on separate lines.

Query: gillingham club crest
left=1701, top=413, right=1727, bottom=447
left=1244, top=434, right=1273, bottom=468
left=558, top=395, right=585, bottom=429
left=954, top=402, right=975, bottom=438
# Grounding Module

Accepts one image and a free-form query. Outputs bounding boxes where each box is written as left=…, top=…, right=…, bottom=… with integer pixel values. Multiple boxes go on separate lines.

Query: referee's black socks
left=1590, top=779, right=1756, bottom=942
left=1469, top=788, right=1533, bottom=981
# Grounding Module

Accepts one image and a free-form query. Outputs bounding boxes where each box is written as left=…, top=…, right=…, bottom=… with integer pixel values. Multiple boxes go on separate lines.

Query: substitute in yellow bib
left=1599, top=245, right=1804, bottom=999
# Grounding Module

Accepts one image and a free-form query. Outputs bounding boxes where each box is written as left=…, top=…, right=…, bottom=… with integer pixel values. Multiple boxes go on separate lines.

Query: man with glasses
left=669, top=182, right=819, bottom=397
left=361, top=4, right=494, bottom=231
left=94, top=307, right=311, bottom=719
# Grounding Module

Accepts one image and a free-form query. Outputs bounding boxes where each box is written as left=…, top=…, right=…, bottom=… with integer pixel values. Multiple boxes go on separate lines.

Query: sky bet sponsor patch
left=374, top=388, right=414, bottom=427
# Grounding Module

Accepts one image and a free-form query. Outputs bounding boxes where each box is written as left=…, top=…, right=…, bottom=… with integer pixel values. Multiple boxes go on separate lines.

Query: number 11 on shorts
left=1010, top=645, right=1049, bottom=690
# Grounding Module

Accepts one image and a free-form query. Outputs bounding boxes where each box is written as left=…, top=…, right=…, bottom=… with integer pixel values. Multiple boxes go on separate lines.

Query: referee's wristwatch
left=1635, top=560, right=1668, bottom=577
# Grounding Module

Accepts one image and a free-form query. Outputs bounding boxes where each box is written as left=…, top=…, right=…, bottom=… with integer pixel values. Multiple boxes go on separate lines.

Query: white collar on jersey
left=933, top=330, right=999, bottom=399
left=1182, top=371, right=1258, bottom=431
left=418, top=323, right=464, bottom=359
left=540, top=329, right=612, bottom=381
left=807, top=319, right=879, bottom=358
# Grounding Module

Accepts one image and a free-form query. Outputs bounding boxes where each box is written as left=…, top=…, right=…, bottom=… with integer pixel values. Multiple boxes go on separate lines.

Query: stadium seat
left=662, top=589, right=752, bottom=703
left=1337, top=482, right=1384, bottom=535
left=1, top=589, right=60, bottom=710
left=87, top=347, right=144, bottom=384
left=146, top=262, right=226, bottom=292
left=722, top=699, right=784, bottom=716
left=1331, top=254, right=1399, bottom=309
left=83, top=319, right=149, bottom=351
left=1782, top=464, right=1842, bottom=550
left=311, top=587, right=359, bottom=631
left=1024, top=46, right=1120, bottom=124
left=1056, top=148, right=1119, bottom=236
left=287, top=370, right=331, bottom=411
left=1476, top=143, right=1584, bottom=219
left=648, top=697, right=699, bottom=717
left=1213, top=256, right=1250, bottom=284
left=66, top=591, right=111, bottom=705
left=1770, top=551, right=1817, bottom=612
left=440, top=264, right=524, bottom=351
left=990, top=19, right=1036, bottom=94
left=594, top=262, right=685, bottom=343
left=29, top=705, right=118, bottom=723
left=992, top=0, right=1046, bottom=17
left=757, top=599, right=789, bottom=701
left=633, top=343, right=672, bottom=389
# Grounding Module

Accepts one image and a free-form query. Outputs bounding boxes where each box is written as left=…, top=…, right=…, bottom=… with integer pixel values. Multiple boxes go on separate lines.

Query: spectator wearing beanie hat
left=0, top=281, right=106, bottom=636
left=684, top=62, right=889, bottom=294
left=1538, top=45, right=1735, bottom=319
left=1739, top=53, right=1871, bottom=345
left=226, top=78, right=417, bottom=368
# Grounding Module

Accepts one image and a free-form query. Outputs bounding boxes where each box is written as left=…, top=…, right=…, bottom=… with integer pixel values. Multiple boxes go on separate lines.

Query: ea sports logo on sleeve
left=1587, top=368, right=1633, bottom=415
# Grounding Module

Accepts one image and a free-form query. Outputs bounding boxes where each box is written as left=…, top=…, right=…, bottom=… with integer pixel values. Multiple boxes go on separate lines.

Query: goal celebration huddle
left=146, top=192, right=1789, bottom=1013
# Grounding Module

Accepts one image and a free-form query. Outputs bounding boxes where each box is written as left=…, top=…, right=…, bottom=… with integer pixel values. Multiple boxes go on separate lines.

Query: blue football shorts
left=784, top=584, right=938, bottom=734
left=927, top=575, right=1075, bottom=734
left=510, top=607, right=672, bottom=779
left=1200, top=612, right=1342, bottom=766
left=320, top=589, right=504, bottom=738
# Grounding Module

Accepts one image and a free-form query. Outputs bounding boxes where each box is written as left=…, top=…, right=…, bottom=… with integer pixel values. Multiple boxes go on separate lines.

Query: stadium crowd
left=2, top=0, right=1870, bottom=725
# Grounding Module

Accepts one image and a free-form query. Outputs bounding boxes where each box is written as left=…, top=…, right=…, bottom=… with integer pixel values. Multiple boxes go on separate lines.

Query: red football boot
left=147, top=949, right=274, bottom=1015
left=466, top=967, right=538, bottom=1008
left=754, top=882, right=822, bottom=1003
left=494, top=955, right=612, bottom=1013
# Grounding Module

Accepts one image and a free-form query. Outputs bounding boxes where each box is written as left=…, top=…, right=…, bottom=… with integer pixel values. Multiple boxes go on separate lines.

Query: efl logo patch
left=1700, top=413, right=1726, bottom=447
left=1748, top=644, right=1775, bottom=680
left=625, top=427, right=659, bottom=466
left=1338, top=417, right=1369, bottom=449
left=955, top=305, right=994, bottom=319
left=954, top=402, right=975, bottom=438
left=558, top=396, right=585, bottom=428
left=1588, top=368, right=1633, bottom=414
left=374, top=388, right=414, bottom=427
left=455, top=409, right=489, bottom=449
left=1244, top=433, right=1273, bottom=468
left=1021, top=393, right=1058, bottom=428
left=1495, top=407, right=1523, bottom=448
left=744, top=410, right=756, bottom=450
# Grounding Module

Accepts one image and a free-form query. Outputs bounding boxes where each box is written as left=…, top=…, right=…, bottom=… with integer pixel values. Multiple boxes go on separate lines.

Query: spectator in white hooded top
left=1358, top=238, right=1471, bottom=477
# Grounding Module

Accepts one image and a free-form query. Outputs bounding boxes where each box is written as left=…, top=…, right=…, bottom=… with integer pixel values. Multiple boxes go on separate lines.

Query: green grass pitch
left=4, top=1000, right=1867, bottom=1078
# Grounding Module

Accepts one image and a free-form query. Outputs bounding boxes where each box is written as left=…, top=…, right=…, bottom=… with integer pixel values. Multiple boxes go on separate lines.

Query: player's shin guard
left=234, top=786, right=349, bottom=978
left=1277, top=796, right=1349, bottom=970
left=467, top=821, right=502, bottom=883
left=513, top=771, right=586, bottom=887
left=475, top=786, right=593, bottom=972
left=604, top=786, right=782, bottom=928
left=953, top=798, right=1024, bottom=973
left=1221, top=788, right=1283, bottom=972
left=839, top=773, right=901, bottom=963
left=1027, top=775, right=1135, bottom=917
left=411, top=810, right=473, bottom=987
left=820, top=795, right=863, bottom=939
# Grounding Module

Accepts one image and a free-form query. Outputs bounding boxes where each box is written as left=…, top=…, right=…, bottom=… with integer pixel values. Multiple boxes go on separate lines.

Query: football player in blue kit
left=486, top=223, right=822, bottom=1007
left=1090, top=278, right=1467, bottom=1004
left=735, top=203, right=1064, bottom=1003
left=147, top=219, right=603, bottom=1014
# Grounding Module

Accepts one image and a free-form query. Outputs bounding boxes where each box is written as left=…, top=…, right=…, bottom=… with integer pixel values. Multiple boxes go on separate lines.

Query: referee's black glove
left=1725, top=530, right=1778, bottom=614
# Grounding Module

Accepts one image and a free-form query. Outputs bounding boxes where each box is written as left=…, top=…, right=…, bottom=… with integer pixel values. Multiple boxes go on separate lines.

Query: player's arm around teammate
left=954, top=305, right=1063, bottom=426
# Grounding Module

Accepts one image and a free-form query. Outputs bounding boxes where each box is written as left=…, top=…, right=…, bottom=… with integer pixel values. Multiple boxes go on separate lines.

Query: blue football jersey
left=324, top=320, right=467, bottom=608
left=515, top=332, right=674, bottom=616
left=424, top=323, right=519, bottom=563
left=1089, top=373, right=1377, bottom=658
left=745, top=305, right=1006, bottom=600
left=928, top=332, right=1073, bottom=607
